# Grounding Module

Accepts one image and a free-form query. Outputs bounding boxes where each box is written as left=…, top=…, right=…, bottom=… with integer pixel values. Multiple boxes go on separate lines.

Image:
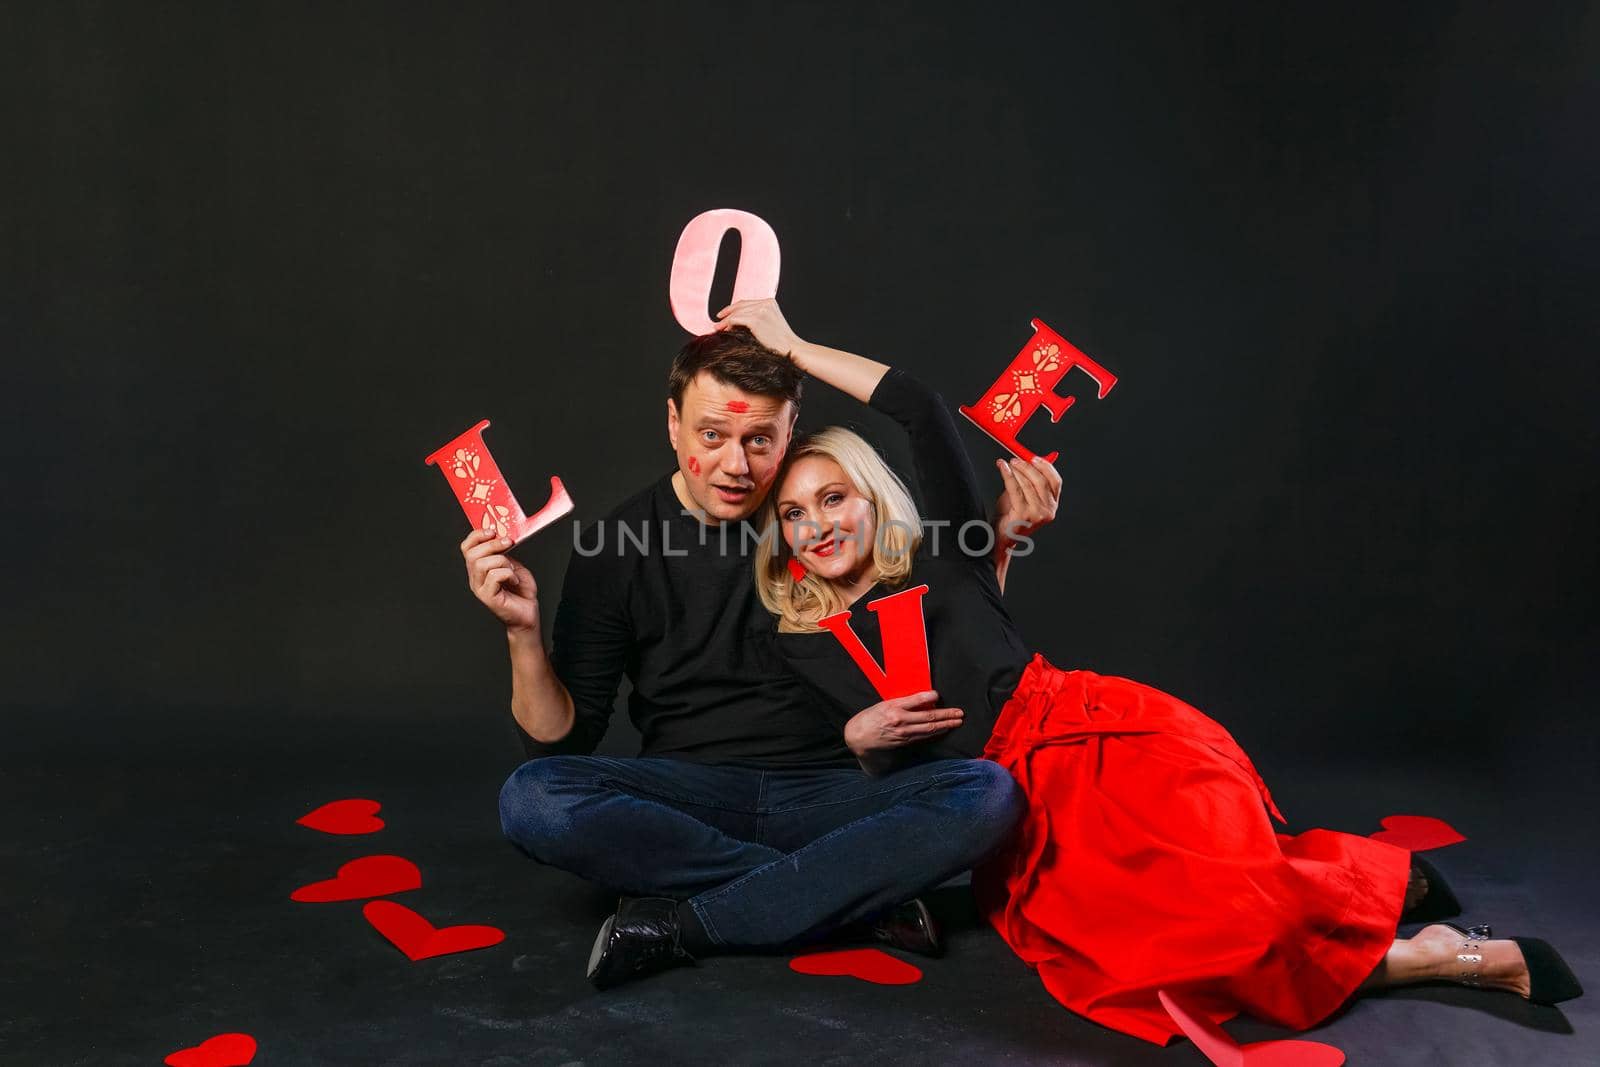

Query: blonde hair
left=755, top=427, right=924, bottom=632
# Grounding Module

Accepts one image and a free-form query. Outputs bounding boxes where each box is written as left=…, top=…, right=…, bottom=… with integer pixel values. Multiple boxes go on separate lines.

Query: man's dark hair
left=668, top=326, right=804, bottom=412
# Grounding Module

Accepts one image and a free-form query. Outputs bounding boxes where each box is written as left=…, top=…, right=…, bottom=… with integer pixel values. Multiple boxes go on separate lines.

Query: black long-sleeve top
left=773, top=368, right=1034, bottom=758
left=524, top=473, right=856, bottom=768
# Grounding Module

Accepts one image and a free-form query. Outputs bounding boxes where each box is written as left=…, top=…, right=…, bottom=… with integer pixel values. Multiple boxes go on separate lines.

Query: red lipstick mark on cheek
left=725, top=400, right=749, bottom=412
left=687, top=456, right=701, bottom=475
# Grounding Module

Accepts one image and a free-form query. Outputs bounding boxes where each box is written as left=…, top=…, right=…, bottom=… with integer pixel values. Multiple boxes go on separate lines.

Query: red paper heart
left=362, top=900, right=505, bottom=961
left=788, top=947, right=922, bottom=986
left=164, top=1032, right=257, bottom=1067
left=290, top=855, right=421, bottom=902
left=787, top=559, right=808, bottom=581
left=1369, top=815, right=1466, bottom=852
left=296, top=798, right=385, bottom=835
left=1158, top=991, right=1344, bottom=1067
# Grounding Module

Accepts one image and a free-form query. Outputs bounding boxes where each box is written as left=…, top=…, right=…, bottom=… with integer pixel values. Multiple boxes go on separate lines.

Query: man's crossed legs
left=498, top=754, right=1023, bottom=983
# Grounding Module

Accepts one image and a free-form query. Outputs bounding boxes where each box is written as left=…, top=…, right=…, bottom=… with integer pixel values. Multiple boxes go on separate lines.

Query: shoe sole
left=587, top=914, right=617, bottom=983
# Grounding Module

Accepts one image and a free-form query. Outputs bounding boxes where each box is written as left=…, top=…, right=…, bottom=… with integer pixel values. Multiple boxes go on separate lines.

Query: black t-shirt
left=523, top=472, right=856, bottom=768
left=774, top=368, right=1034, bottom=759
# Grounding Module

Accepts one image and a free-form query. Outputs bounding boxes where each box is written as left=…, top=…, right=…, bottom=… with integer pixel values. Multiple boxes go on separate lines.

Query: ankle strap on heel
left=1454, top=924, right=1494, bottom=985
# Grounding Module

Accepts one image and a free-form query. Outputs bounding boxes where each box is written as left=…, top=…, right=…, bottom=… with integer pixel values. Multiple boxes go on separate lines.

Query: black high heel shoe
left=1516, top=937, right=1585, bottom=1006
left=1426, top=922, right=1584, bottom=1006
left=1400, top=856, right=1462, bottom=922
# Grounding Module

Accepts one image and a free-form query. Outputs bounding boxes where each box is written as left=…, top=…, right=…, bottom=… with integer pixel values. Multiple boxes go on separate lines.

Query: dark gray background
left=5, top=4, right=1599, bottom=1065
left=6, top=2, right=1595, bottom=772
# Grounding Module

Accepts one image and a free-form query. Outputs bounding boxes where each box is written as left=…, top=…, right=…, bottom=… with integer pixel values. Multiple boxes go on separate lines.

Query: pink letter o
left=668, top=209, right=782, bottom=335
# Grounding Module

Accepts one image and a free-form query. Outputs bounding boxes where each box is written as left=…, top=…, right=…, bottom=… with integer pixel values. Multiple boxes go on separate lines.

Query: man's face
left=667, top=372, right=796, bottom=523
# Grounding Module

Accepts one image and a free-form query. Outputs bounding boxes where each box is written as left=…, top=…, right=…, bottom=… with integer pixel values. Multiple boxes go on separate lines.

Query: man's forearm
left=507, top=628, right=576, bottom=743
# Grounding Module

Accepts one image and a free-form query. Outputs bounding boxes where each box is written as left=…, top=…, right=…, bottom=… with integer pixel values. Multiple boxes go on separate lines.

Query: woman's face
left=775, top=455, right=877, bottom=585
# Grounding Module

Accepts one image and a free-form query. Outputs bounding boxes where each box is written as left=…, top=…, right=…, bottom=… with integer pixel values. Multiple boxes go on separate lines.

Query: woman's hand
left=994, top=455, right=1062, bottom=545
left=460, top=528, right=540, bottom=635
left=844, top=691, right=964, bottom=761
left=715, top=297, right=808, bottom=366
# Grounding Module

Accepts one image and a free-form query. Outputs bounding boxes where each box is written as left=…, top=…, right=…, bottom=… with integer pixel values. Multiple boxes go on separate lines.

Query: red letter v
left=817, top=584, right=932, bottom=701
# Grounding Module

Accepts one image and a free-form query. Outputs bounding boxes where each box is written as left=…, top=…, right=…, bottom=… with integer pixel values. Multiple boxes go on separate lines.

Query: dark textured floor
left=5, top=705, right=1596, bottom=1066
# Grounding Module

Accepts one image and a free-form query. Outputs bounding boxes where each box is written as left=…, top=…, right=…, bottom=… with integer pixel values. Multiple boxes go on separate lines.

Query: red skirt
left=973, top=654, right=1411, bottom=1045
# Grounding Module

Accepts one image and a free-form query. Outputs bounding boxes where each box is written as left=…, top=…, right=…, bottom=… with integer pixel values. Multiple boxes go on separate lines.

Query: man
left=463, top=301, right=1059, bottom=990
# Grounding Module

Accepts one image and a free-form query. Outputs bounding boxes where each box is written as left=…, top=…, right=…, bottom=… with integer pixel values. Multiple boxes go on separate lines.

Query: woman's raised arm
left=714, top=298, right=889, bottom=402
left=718, top=297, right=1060, bottom=580
left=718, top=298, right=989, bottom=531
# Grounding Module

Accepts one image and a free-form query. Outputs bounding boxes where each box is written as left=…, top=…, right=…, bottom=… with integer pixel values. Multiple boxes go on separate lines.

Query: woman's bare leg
left=1359, top=925, right=1532, bottom=996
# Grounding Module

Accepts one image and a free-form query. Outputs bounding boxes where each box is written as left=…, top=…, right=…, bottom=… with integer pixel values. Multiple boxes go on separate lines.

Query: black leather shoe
left=587, top=897, right=696, bottom=991
left=870, top=898, right=943, bottom=958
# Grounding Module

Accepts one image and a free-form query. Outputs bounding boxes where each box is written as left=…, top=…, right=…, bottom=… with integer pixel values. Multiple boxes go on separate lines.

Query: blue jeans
left=498, top=755, right=1024, bottom=949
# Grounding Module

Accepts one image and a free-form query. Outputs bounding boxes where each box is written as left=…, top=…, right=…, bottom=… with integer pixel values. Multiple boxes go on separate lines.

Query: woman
left=721, top=300, right=1582, bottom=1046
